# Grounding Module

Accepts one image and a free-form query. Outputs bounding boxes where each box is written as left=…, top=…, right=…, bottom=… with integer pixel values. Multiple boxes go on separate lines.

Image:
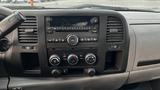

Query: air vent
left=18, top=16, right=38, bottom=43
left=106, top=16, right=124, bottom=43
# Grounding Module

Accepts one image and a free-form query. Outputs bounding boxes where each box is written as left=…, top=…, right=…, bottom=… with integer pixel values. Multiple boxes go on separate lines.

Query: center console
left=4, top=10, right=129, bottom=77
left=45, top=16, right=99, bottom=76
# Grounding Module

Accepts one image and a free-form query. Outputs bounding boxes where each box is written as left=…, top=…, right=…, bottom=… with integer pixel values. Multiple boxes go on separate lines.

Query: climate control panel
left=47, top=48, right=98, bottom=76
left=49, top=53, right=97, bottom=67
left=47, top=49, right=97, bottom=66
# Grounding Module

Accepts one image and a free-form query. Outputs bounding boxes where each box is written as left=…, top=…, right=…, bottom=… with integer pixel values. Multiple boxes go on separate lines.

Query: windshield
left=0, top=0, right=160, bottom=10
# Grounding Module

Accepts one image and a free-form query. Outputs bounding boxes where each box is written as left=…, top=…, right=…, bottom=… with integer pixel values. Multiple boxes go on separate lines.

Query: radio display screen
left=46, top=16, right=99, bottom=31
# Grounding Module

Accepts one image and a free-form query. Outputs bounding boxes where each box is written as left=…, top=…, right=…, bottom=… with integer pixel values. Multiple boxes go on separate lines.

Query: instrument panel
left=4, top=10, right=129, bottom=77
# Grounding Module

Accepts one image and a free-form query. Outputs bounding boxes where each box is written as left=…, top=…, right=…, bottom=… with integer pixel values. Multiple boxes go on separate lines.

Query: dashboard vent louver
left=106, top=16, right=124, bottom=43
left=18, top=16, right=38, bottom=43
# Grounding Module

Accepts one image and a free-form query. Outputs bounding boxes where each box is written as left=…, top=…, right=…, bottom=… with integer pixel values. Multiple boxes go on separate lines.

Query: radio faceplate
left=45, top=16, right=99, bottom=46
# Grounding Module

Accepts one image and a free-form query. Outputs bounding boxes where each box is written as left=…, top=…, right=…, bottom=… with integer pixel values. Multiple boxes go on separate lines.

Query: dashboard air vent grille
left=106, top=16, right=124, bottom=43
left=18, top=16, right=38, bottom=43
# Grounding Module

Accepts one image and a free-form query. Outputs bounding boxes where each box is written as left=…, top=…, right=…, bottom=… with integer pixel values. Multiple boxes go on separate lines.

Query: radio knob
left=67, top=34, right=79, bottom=46
left=90, top=17, right=98, bottom=24
left=67, top=54, right=79, bottom=65
left=49, top=55, right=61, bottom=66
left=85, top=53, right=96, bottom=65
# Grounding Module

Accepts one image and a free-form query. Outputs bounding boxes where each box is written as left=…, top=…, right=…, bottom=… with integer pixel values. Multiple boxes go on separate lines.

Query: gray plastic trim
left=125, top=24, right=136, bottom=72
left=128, top=67, right=160, bottom=84
left=9, top=73, right=129, bottom=90
left=119, top=12, right=160, bottom=84
left=0, top=78, right=8, bottom=90
left=132, top=24, right=160, bottom=70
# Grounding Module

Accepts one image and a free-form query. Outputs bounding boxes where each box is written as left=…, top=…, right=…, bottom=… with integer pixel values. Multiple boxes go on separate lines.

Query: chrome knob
left=49, top=54, right=61, bottom=66
left=67, top=34, right=79, bottom=46
left=85, top=53, right=96, bottom=65
left=67, top=54, right=79, bottom=65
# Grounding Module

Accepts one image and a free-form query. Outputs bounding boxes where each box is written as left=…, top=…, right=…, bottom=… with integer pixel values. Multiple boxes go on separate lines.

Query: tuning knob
left=67, top=54, right=79, bottom=65
left=67, top=34, right=79, bottom=46
left=51, top=69, right=61, bottom=77
left=49, top=55, right=61, bottom=66
left=85, top=53, right=96, bottom=65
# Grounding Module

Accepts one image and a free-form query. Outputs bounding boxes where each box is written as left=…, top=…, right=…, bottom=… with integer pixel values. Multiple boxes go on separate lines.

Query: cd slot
left=48, top=26, right=97, bottom=31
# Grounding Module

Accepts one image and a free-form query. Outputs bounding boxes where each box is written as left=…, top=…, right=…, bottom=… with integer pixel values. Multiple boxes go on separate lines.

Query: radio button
left=92, top=30, right=98, bottom=33
left=47, top=30, right=53, bottom=34
left=55, top=39, right=58, bottom=42
left=58, top=38, right=61, bottom=42
left=80, top=38, right=84, bottom=42
left=93, top=38, right=97, bottom=41
left=84, top=38, right=87, bottom=41
left=48, top=39, right=52, bottom=43
left=61, top=39, right=65, bottom=42
left=87, top=38, right=91, bottom=41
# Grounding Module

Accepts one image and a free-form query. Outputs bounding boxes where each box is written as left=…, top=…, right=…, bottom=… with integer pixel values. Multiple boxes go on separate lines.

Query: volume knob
left=49, top=55, right=61, bottom=66
left=67, top=34, right=79, bottom=46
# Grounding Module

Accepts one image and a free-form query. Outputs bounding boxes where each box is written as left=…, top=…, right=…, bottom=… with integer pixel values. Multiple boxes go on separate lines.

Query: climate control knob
left=85, top=53, right=96, bottom=65
left=49, top=55, right=61, bottom=66
left=67, top=54, right=79, bottom=65
left=67, top=34, right=79, bottom=46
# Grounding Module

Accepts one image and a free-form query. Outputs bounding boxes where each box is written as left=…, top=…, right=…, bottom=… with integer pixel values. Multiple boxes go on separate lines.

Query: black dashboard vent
left=18, top=16, right=38, bottom=43
left=106, top=16, right=124, bottom=43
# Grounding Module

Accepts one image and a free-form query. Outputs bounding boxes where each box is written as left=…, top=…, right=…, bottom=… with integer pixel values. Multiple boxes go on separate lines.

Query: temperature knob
left=49, top=55, right=61, bottom=66
left=67, top=54, right=79, bottom=65
left=85, top=53, right=96, bottom=65
left=67, top=34, right=79, bottom=46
